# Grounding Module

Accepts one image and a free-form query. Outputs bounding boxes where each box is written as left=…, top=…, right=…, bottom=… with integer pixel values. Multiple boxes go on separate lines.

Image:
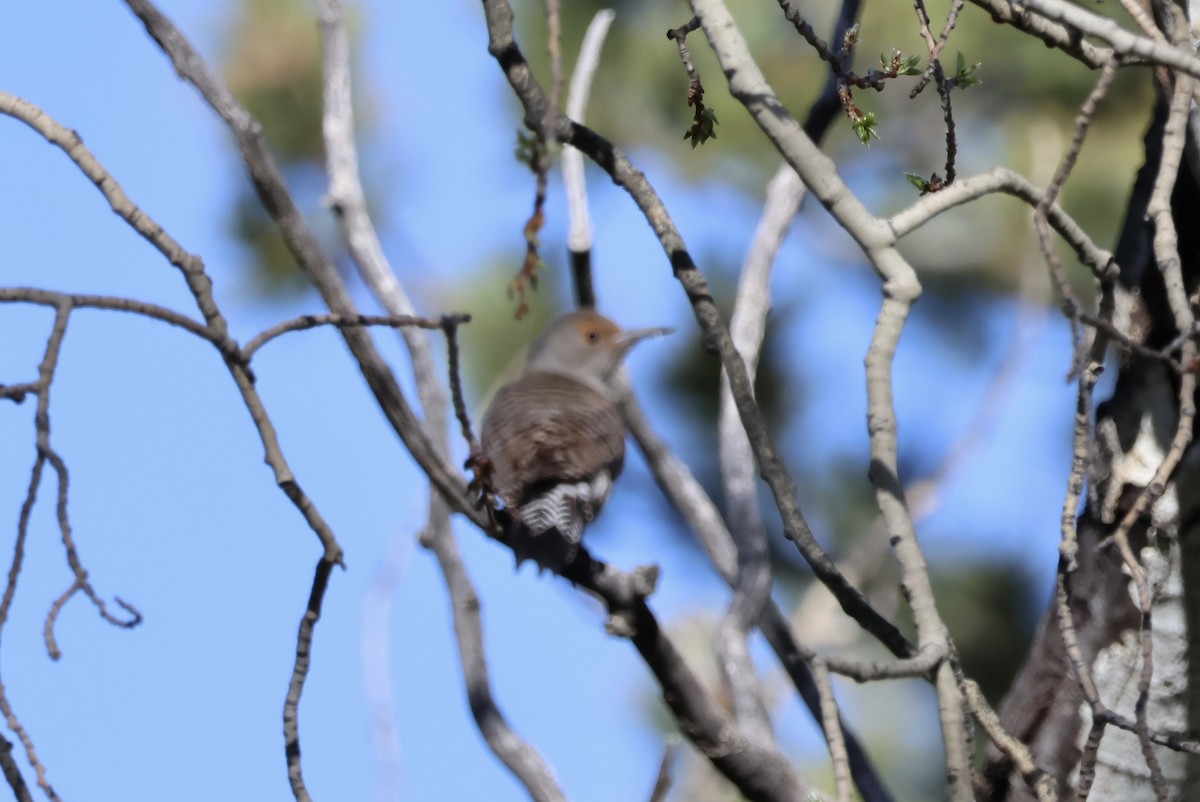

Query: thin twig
left=812, top=659, right=853, bottom=802
left=244, top=313, right=466, bottom=360
left=646, top=737, right=679, bottom=802
left=666, top=17, right=717, bottom=147
left=1051, top=318, right=1110, bottom=791
left=963, top=681, right=1057, bottom=801
left=910, top=0, right=958, bottom=184
left=544, top=0, right=563, bottom=146
left=284, top=557, right=335, bottom=802
left=910, top=0, right=965, bottom=97
left=0, top=288, right=220, bottom=350
left=421, top=517, right=568, bottom=802
left=442, top=318, right=480, bottom=453
left=1075, top=718, right=1106, bottom=800
left=0, top=310, right=68, bottom=801
left=1032, top=58, right=1118, bottom=375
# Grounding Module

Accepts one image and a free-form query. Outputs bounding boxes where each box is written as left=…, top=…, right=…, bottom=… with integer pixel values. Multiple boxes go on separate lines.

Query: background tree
left=0, top=0, right=1196, bottom=800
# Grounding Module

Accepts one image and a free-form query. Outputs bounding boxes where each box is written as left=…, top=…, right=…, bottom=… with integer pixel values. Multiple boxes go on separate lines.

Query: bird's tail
left=493, top=508, right=580, bottom=573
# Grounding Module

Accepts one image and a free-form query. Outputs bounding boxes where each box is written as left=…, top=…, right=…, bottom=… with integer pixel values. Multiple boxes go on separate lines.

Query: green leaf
left=685, top=107, right=720, bottom=148
left=852, top=112, right=880, bottom=146
left=905, top=172, right=930, bottom=193
left=954, top=52, right=982, bottom=89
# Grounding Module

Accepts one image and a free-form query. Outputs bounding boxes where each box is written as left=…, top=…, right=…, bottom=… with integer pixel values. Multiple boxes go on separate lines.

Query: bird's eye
left=586, top=330, right=599, bottom=342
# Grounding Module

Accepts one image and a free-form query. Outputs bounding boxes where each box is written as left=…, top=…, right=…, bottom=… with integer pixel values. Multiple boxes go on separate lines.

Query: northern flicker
left=480, top=310, right=670, bottom=569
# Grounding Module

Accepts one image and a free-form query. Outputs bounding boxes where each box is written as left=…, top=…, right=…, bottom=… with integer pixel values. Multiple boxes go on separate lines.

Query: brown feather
left=481, top=371, right=625, bottom=509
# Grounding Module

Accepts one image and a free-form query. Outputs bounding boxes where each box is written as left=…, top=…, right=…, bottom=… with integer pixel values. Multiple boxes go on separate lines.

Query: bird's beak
left=617, top=326, right=674, bottom=352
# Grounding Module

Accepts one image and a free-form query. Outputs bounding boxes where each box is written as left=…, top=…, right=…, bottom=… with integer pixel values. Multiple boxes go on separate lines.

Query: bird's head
left=526, top=310, right=672, bottom=389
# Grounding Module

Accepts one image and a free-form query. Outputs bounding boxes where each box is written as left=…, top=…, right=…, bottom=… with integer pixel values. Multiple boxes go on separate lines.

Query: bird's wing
left=480, top=372, right=625, bottom=508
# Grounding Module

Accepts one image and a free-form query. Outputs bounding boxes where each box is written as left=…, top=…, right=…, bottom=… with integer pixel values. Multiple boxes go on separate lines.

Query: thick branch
left=1014, top=0, right=1200, bottom=78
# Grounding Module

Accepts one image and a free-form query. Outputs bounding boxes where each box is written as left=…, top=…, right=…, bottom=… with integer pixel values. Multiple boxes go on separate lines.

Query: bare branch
left=421, top=519, right=568, bottom=802
left=0, top=310, right=67, bottom=802
left=964, top=681, right=1057, bottom=801
left=888, top=167, right=1117, bottom=281
left=909, top=0, right=959, bottom=184
left=685, top=1, right=974, bottom=793
left=1013, top=0, right=1200, bottom=77
left=812, top=659, right=852, bottom=802
left=544, top=0, right=563, bottom=148
left=563, top=9, right=617, bottom=306
left=557, top=551, right=810, bottom=801
left=0, top=735, right=32, bottom=802
left=910, top=0, right=966, bottom=98
left=964, top=0, right=1109, bottom=68
left=1031, top=57, right=1118, bottom=377
left=0, top=288, right=218, bottom=348
left=284, top=558, right=335, bottom=802
left=714, top=166, right=803, bottom=751
left=0, top=92, right=238, bottom=357
left=244, top=313, right=466, bottom=360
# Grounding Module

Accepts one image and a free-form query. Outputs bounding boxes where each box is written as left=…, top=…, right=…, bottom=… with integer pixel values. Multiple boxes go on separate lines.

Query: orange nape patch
left=569, top=311, right=621, bottom=343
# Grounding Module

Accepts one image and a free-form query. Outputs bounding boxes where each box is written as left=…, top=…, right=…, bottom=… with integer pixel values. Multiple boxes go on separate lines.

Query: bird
left=480, top=310, right=671, bottom=570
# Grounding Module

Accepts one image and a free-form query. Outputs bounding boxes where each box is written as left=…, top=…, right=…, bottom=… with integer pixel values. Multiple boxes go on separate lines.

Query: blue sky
left=0, top=2, right=1082, bottom=801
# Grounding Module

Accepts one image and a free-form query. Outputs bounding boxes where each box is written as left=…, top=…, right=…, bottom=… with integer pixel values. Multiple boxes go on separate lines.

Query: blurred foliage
left=661, top=273, right=797, bottom=442
left=220, top=0, right=378, bottom=295
left=931, top=559, right=1041, bottom=702
left=224, top=0, right=326, bottom=162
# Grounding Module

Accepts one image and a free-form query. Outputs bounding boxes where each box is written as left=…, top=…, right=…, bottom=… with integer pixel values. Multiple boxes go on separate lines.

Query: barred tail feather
left=502, top=473, right=614, bottom=572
